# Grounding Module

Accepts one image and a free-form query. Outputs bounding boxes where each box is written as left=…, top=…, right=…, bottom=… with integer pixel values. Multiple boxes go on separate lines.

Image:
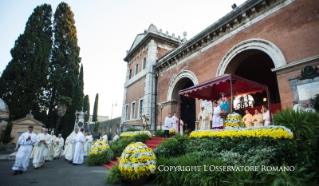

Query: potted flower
left=225, top=112, right=245, bottom=128
left=169, top=127, right=176, bottom=137
left=89, top=139, right=110, bottom=155
left=118, top=142, right=156, bottom=186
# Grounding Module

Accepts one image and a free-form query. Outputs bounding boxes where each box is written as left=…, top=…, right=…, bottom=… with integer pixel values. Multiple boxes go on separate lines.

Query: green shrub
left=86, top=150, right=110, bottom=166
left=105, top=164, right=123, bottom=184
left=274, top=108, right=319, bottom=144
left=154, top=134, right=190, bottom=158
left=309, top=94, right=319, bottom=112
left=155, top=129, right=164, bottom=137
left=223, top=170, right=263, bottom=186
left=125, top=127, right=140, bottom=132
left=132, top=133, right=150, bottom=142
left=259, top=164, right=315, bottom=186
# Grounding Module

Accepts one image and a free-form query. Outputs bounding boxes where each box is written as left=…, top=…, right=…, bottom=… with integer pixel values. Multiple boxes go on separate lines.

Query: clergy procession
left=11, top=126, right=94, bottom=175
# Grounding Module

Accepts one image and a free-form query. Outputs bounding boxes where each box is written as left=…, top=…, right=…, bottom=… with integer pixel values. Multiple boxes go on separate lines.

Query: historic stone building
left=121, top=0, right=319, bottom=132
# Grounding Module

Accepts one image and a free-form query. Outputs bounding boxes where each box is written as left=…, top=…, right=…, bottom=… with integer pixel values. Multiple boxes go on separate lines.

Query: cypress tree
left=0, top=4, right=52, bottom=120
left=63, top=64, right=84, bottom=135
left=48, top=2, right=80, bottom=131
left=92, top=93, right=99, bottom=122
left=83, top=95, right=90, bottom=122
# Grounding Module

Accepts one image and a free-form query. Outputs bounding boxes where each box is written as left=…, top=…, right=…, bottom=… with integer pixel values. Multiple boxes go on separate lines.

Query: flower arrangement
left=120, top=131, right=152, bottom=138
left=89, top=139, right=110, bottom=155
left=118, top=142, right=156, bottom=180
left=169, top=127, right=176, bottom=135
left=190, top=126, right=294, bottom=139
left=225, top=112, right=245, bottom=128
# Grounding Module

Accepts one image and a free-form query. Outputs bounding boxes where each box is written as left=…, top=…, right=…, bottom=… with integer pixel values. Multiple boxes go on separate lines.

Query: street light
left=159, top=104, right=163, bottom=130
left=111, top=100, right=117, bottom=119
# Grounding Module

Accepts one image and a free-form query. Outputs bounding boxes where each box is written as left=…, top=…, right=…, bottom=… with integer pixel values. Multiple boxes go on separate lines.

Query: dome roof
left=0, top=98, right=9, bottom=113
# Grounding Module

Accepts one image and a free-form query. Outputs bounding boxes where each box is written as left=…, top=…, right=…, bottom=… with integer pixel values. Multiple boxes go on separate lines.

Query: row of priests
left=243, top=106, right=271, bottom=127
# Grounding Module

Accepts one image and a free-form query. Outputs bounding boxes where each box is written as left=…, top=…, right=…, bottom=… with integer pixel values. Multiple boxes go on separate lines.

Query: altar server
left=12, top=126, right=38, bottom=175
left=54, top=134, right=64, bottom=159
left=73, top=128, right=86, bottom=165
left=292, top=99, right=304, bottom=112
left=212, top=101, right=223, bottom=129
left=84, top=133, right=93, bottom=157
left=33, top=128, right=50, bottom=169
left=164, top=113, right=172, bottom=138
left=262, top=106, right=271, bottom=126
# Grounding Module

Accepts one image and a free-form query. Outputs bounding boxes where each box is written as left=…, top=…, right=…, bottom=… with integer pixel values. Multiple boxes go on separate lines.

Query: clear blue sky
left=0, top=0, right=246, bottom=118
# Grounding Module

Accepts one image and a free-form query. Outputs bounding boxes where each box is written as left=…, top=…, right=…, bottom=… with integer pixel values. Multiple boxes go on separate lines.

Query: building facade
left=121, top=0, right=319, bottom=132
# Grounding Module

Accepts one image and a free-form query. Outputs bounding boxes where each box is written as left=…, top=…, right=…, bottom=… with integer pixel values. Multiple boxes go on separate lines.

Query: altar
left=177, top=74, right=272, bottom=132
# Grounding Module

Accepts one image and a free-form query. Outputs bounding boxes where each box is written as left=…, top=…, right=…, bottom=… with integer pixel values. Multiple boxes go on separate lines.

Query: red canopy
left=177, top=74, right=271, bottom=131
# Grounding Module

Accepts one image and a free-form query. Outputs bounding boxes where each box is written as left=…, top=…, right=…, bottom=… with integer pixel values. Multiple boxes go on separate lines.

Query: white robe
left=101, top=134, right=108, bottom=142
left=54, top=137, right=64, bottom=158
left=64, top=132, right=76, bottom=161
left=113, top=135, right=119, bottom=141
left=171, top=115, right=178, bottom=133
left=30, top=133, right=41, bottom=159
left=263, top=110, right=271, bottom=126
left=83, top=135, right=92, bottom=157
left=212, top=106, right=223, bottom=128
left=46, top=134, right=56, bottom=161
left=33, top=133, right=51, bottom=168
left=164, top=117, right=172, bottom=130
left=12, top=131, right=38, bottom=171
left=63, top=136, right=71, bottom=159
left=73, top=132, right=85, bottom=164
left=179, top=119, right=184, bottom=135
left=293, top=104, right=304, bottom=112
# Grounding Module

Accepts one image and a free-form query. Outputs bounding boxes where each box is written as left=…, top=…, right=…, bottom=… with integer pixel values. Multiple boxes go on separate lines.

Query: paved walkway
left=0, top=158, right=112, bottom=186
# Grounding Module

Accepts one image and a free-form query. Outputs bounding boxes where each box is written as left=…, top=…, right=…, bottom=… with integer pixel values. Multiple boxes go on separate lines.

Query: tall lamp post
left=159, top=104, right=163, bottom=130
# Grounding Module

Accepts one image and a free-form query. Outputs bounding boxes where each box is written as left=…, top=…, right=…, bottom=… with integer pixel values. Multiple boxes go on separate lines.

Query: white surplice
left=179, top=119, right=184, bottom=135
left=12, top=131, right=38, bottom=171
left=73, top=132, right=86, bottom=164
left=101, top=134, right=108, bottom=142
left=46, top=134, right=56, bottom=161
left=263, top=110, right=271, bottom=126
left=212, top=106, right=223, bottom=128
left=54, top=137, right=64, bottom=158
left=33, top=133, right=51, bottom=168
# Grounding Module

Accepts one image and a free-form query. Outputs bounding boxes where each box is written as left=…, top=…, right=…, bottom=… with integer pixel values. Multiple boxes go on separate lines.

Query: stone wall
left=98, top=117, right=121, bottom=140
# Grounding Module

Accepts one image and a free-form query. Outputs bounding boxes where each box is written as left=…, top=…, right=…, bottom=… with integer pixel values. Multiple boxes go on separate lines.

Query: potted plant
left=169, top=127, right=176, bottom=137
left=118, top=142, right=156, bottom=186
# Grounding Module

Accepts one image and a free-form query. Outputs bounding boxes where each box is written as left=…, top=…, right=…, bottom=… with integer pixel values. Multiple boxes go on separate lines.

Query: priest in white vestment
left=212, top=101, right=223, bottom=129
left=171, top=112, right=179, bottom=133
left=73, top=128, right=86, bottom=165
left=30, top=131, right=42, bottom=159
left=179, top=119, right=184, bottom=135
left=63, top=135, right=71, bottom=161
left=65, top=130, right=77, bottom=163
left=262, top=106, right=271, bottom=126
left=33, top=128, right=51, bottom=169
left=12, top=126, right=38, bottom=175
left=252, top=110, right=263, bottom=126
left=198, top=102, right=210, bottom=130
left=54, top=134, right=64, bottom=159
left=243, top=110, right=253, bottom=127
left=46, top=131, right=56, bottom=161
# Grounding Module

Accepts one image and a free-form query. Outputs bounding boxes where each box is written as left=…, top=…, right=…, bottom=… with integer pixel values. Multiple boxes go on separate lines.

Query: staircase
left=103, top=137, right=167, bottom=170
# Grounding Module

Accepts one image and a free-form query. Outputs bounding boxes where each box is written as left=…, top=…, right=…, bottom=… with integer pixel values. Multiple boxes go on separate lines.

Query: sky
left=0, top=0, right=246, bottom=119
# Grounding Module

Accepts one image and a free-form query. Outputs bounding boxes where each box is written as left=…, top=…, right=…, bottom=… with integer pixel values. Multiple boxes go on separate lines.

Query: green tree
left=0, top=4, right=52, bottom=121
left=83, top=95, right=90, bottom=122
left=92, top=93, right=99, bottom=122
left=48, top=2, right=81, bottom=131
left=63, top=64, right=84, bottom=136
